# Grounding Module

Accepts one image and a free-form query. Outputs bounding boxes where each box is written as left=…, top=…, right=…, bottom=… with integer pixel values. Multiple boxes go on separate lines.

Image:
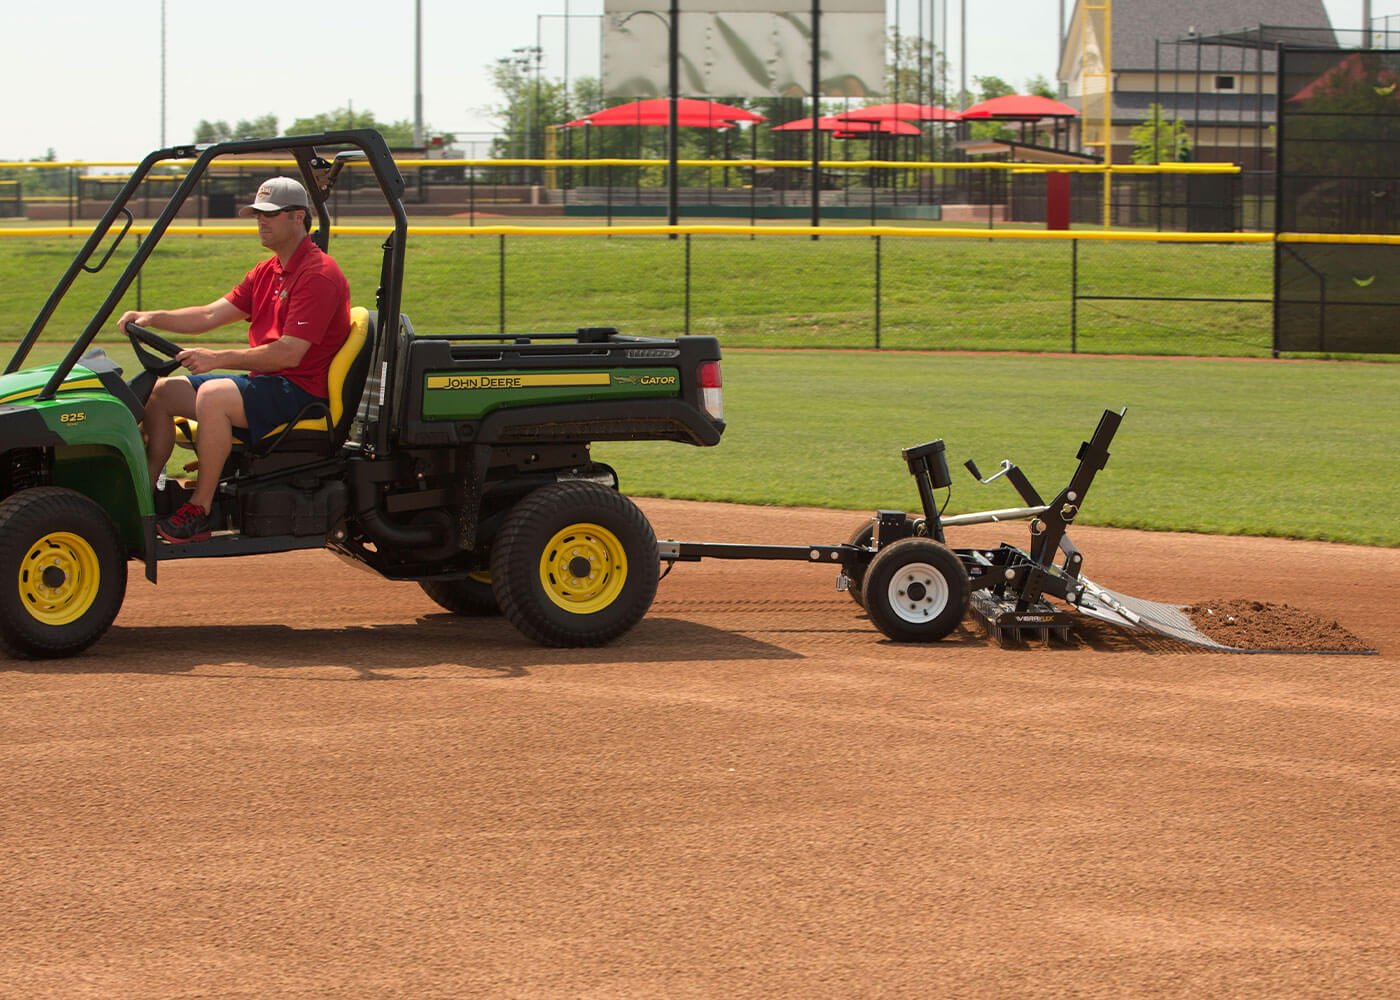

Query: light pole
left=538, top=10, right=604, bottom=119
left=160, top=0, right=166, bottom=147
left=512, top=46, right=542, bottom=161
left=414, top=0, right=423, bottom=148
left=668, top=0, right=680, bottom=229
left=810, top=0, right=821, bottom=230
left=959, top=0, right=966, bottom=109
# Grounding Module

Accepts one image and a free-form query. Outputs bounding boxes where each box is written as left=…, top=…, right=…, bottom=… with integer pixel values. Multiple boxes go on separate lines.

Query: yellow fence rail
left=0, top=224, right=1360, bottom=244
left=0, top=158, right=1241, bottom=175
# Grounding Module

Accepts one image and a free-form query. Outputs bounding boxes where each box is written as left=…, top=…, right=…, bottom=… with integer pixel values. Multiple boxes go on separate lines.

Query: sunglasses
left=252, top=206, right=303, bottom=218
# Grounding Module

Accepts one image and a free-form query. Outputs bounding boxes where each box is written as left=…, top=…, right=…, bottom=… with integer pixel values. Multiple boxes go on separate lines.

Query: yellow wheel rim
left=18, top=531, right=101, bottom=626
left=538, top=522, right=627, bottom=615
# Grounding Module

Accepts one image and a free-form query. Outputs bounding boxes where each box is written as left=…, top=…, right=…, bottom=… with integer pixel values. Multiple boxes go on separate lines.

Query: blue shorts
left=186, top=373, right=326, bottom=443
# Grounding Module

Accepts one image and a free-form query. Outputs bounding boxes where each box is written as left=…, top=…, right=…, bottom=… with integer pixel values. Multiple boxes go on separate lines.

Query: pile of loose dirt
left=1184, top=599, right=1374, bottom=652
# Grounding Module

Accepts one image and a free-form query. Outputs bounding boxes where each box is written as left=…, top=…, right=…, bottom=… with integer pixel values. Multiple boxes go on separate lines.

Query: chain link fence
left=3, top=158, right=1248, bottom=233
left=383, top=231, right=1277, bottom=356
left=0, top=227, right=1287, bottom=357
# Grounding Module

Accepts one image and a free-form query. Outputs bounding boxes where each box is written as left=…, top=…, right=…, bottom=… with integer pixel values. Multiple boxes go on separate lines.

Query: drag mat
left=2, top=499, right=1398, bottom=998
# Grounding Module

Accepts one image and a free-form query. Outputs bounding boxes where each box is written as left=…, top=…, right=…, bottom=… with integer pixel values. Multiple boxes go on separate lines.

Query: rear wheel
left=861, top=537, right=968, bottom=643
left=0, top=487, right=128, bottom=659
left=843, top=515, right=916, bottom=610
left=491, top=481, right=658, bottom=647
left=419, top=571, right=500, bottom=617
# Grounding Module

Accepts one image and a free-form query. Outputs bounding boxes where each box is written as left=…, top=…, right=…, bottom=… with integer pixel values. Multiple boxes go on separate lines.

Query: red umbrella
left=835, top=102, right=959, bottom=123
left=772, top=116, right=921, bottom=136
left=563, top=98, right=766, bottom=128
left=959, top=95, right=1079, bottom=120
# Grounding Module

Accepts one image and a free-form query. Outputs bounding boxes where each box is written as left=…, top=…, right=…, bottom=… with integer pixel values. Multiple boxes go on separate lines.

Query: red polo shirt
left=225, top=236, right=351, bottom=399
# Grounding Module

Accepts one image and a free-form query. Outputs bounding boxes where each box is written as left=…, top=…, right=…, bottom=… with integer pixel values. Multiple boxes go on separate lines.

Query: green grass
left=0, top=231, right=1294, bottom=356
left=593, top=351, right=1400, bottom=548
left=4, top=232, right=1396, bottom=548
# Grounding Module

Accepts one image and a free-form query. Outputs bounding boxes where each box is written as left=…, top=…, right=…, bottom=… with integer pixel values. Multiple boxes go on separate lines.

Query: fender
left=0, top=404, right=65, bottom=450
left=2, top=395, right=153, bottom=559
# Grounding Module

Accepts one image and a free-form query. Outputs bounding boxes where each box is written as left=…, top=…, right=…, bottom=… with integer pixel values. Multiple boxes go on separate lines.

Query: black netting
left=1278, top=48, right=1400, bottom=233
left=1276, top=242, right=1400, bottom=353
left=1275, top=48, right=1400, bottom=353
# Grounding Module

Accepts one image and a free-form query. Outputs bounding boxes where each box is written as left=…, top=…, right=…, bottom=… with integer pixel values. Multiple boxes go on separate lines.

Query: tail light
left=698, top=360, right=723, bottom=421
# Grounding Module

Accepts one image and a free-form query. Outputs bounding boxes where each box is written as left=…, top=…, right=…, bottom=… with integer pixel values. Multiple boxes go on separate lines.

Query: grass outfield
left=1, top=231, right=1285, bottom=356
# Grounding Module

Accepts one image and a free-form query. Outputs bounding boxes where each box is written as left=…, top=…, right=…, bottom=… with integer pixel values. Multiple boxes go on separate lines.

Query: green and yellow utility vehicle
left=0, top=131, right=725, bottom=658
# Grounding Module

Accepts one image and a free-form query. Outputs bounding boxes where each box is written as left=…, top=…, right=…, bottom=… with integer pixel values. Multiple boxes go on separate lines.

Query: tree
left=1130, top=103, right=1192, bottom=164
left=192, top=109, right=446, bottom=149
left=484, top=54, right=576, bottom=161
left=973, top=75, right=1016, bottom=101
left=287, top=107, right=426, bottom=147
left=967, top=76, right=1017, bottom=141
left=193, top=115, right=279, bottom=143
left=0, top=148, right=68, bottom=199
left=885, top=29, right=949, bottom=108
left=1024, top=74, right=1056, bottom=99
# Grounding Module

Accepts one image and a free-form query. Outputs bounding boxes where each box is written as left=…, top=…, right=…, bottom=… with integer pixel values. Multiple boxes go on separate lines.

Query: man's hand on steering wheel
left=118, top=313, right=185, bottom=376
left=176, top=348, right=224, bottom=375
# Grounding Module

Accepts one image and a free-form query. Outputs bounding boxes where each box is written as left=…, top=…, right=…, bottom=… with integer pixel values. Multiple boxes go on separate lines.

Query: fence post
left=498, top=234, right=507, bottom=334
left=750, top=164, right=756, bottom=230
left=684, top=233, right=692, bottom=336
left=873, top=235, right=882, bottom=349
left=1070, top=239, right=1079, bottom=354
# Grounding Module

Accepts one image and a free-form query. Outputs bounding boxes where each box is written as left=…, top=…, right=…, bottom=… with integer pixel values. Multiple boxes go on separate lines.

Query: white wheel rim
left=885, top=561, right=950, bottom=625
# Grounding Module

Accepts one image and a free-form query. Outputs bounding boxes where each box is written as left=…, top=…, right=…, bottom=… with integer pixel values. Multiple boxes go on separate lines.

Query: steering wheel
left=122, top=321, right=188, bottom=408
left=123, top=322, right=185, bottom=378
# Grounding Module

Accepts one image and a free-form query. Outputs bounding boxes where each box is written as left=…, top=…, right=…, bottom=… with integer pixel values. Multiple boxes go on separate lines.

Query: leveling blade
left=1073, top=579, right=1375, bottom=654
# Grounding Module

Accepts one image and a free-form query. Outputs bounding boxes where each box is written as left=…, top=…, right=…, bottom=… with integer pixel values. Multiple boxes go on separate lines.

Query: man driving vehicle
left=117, top=176, right=351, bottom=543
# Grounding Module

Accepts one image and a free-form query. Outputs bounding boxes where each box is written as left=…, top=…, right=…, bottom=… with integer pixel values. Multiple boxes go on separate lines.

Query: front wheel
left=491, top=482, right=658, bottom=647
left=861, top=537, right=968, bottom=643
left=0, top=487, right=128, bottom=659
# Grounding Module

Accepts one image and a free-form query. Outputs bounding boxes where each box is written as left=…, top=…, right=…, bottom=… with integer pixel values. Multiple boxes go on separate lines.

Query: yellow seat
left=175, top=306, right=372, bottom=454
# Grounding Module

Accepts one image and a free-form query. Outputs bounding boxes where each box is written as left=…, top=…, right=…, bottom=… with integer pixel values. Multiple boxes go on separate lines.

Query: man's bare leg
left=188, top=379, right=248, bottom=512
left=143, top=377, right=197, bottom=485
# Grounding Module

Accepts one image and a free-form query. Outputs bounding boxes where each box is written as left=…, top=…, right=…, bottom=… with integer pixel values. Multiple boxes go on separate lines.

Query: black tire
left=419, top=572, right=500, bottom=617
left=490, top=481, right=658, bottom=647
left=0, top=487, right=128, bottom=659
left=861, top=537, right=968, bottom=643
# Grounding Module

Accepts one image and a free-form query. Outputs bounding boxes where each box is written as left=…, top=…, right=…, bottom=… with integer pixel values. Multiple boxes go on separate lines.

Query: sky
left=0, top=1, right=1375, bottom=164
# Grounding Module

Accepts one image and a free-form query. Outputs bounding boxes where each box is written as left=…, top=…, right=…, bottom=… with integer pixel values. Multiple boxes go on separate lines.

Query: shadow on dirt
left=3, top=615, right=804, bottom=677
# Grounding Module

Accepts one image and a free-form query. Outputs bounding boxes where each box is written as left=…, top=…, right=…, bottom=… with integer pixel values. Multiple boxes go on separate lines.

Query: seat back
left=278, top=306, right=374, bottom=445
left=323, top=306, right=374, bottom=441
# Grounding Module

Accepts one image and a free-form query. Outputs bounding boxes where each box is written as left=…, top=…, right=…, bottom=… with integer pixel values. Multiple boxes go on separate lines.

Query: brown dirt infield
left=2, top=499, right=1398, bottom=998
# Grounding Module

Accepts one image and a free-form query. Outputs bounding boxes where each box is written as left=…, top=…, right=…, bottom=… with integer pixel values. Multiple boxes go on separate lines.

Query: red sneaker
left=157, top=502, right=211, bottom=543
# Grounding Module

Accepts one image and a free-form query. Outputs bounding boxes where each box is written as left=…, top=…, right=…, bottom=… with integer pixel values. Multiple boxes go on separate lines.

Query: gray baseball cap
left=238, top=176, right=311, bottom=217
